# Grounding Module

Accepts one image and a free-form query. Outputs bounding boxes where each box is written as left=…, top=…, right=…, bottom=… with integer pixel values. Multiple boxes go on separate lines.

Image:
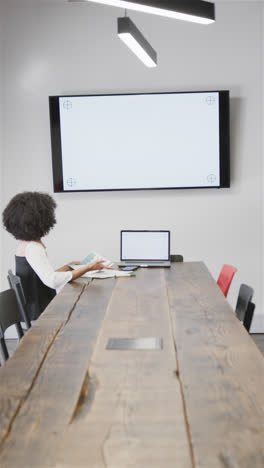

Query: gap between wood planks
left=69, top=277, right=117, bottom=425
left=165, top=270, right=196, bottom=468
left=0, top=281, right=87, bottom=451
left=69, top=371, right=98, bottom=424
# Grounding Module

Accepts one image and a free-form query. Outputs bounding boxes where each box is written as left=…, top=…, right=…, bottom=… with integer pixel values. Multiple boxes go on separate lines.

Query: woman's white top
left=16, top=241, right=72, bottom=293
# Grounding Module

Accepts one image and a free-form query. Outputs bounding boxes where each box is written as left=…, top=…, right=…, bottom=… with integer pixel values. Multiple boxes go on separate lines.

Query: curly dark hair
left=2, top=192, right=57, bottom=241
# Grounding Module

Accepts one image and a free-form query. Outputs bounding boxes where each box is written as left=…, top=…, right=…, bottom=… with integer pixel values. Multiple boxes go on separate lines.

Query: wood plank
left=0, top=280, right=85, bottom=447
left=0, top=278, right=115, bottom=468
left=166, top=262, right=264, bottom=468
left=54, top=268, right=193, bottom=468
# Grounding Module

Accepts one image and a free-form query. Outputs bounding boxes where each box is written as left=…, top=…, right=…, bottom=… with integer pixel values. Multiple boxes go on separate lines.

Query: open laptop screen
left=121, top=231, right=170, bottom=261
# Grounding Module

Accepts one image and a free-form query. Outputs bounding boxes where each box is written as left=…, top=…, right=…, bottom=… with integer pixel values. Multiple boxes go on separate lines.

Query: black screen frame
left=49, top=90, right=230, bottom=193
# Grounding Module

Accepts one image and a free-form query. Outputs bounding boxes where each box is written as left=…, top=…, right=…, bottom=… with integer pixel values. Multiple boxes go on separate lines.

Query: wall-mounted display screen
left=49, top=90, right=230, bottom=192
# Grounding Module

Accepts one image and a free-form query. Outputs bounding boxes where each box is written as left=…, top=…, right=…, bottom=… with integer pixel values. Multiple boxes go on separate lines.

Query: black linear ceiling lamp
left=118, top=16, right=157, bottom=67
left=71, top=0, right=215, bottom=25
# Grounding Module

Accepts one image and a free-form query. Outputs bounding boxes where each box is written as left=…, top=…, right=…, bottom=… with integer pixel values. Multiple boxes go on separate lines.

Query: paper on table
left=69, top=252, right=114, bottom=269
left=81, top=269, right=134, bottom=279
left=82, top=252, right=97, bottom=264
left=82, top=252, right=114, bottom=266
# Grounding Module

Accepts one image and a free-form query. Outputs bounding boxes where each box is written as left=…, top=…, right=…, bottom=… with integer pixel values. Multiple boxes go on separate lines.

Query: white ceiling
left=3, top=0, right=264, bottom=5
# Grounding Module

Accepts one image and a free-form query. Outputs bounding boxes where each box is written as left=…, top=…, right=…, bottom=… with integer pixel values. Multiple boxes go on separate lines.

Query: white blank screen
left=58, top=92, right=220, bottom=191
left=121, top=231, right=169, bottom=261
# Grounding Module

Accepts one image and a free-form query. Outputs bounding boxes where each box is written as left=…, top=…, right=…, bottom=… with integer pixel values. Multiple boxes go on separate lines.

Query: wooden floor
left=251, top=334, right=264, bottom=354
left=3, top=333, right=264, bottom=365
left=4, top=339, right=18, bottom=358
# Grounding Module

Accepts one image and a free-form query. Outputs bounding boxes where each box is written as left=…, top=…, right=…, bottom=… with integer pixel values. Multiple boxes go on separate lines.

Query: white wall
left=1, top=1, right=263, bottom=331
left=0, top=2, right=3, bottom=288
left=259, top=0, right=264, bottom=331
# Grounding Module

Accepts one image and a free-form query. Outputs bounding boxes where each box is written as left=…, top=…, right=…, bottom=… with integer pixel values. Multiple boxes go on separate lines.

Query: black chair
left=0, top=289, right=25, bottom=363
left=7, top=270, right=31, bottom=330
left=243, top=301, right=255, bottom=333
left=235, top=284, right=255, bottom=332
left=170, top=255, right=183, bottom=263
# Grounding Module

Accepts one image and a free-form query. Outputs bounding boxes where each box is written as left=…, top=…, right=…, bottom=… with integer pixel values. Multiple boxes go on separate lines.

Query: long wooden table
left=0, top=262, right=264, bottom=467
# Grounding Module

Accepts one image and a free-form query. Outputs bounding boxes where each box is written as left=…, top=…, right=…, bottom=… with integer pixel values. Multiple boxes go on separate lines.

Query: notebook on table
left=118, top=230, right=171, bottom=267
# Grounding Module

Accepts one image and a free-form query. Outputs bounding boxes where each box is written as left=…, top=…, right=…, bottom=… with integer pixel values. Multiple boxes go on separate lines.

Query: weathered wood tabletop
left=0, top=262, right=264, bottom=468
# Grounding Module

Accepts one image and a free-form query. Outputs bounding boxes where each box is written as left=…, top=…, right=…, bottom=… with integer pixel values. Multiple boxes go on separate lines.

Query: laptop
left=118, top=230, right=171, bottom=267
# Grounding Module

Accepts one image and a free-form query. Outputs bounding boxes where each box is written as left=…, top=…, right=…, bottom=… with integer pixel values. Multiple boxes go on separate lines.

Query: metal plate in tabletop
left=106, top=337, right=163, bottom=350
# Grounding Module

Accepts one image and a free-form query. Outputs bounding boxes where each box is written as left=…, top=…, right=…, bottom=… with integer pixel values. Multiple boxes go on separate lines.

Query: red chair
left=217, top=264, right=237, bottom=297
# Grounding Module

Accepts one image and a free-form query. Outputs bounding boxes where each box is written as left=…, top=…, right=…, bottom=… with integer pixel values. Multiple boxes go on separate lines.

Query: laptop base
left=118, top=261, right=171, bottom=268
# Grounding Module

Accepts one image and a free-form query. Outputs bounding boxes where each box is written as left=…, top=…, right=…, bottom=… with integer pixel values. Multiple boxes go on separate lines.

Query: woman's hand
left=88, top=260, right=114, bottom=271
left=87, top=258, right=113, bottom=271
left=88, top=260, right=105, bottom=271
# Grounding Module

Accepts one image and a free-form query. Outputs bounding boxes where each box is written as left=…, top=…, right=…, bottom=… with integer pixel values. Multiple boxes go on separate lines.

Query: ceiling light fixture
left=70, top=0, right=215, bottom=25
left=118, top=16, right=157, bottom=67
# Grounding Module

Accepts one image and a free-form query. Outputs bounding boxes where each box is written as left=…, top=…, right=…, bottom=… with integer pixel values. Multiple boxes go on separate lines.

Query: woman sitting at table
left=2, top=191, right=107, bottom=321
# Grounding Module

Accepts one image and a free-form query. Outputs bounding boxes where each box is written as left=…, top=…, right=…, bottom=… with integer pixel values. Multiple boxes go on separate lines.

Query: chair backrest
left=243, top=301, right=255, bottom=333
left=217, top=264, right=237, bottom=297
left=235, top=283, right=254, bottom=323
left=170, top=255, right=184, bottom=263
left=7, top=269, right=31, bottom=329
left=0, top=289, right=24, bottom=362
